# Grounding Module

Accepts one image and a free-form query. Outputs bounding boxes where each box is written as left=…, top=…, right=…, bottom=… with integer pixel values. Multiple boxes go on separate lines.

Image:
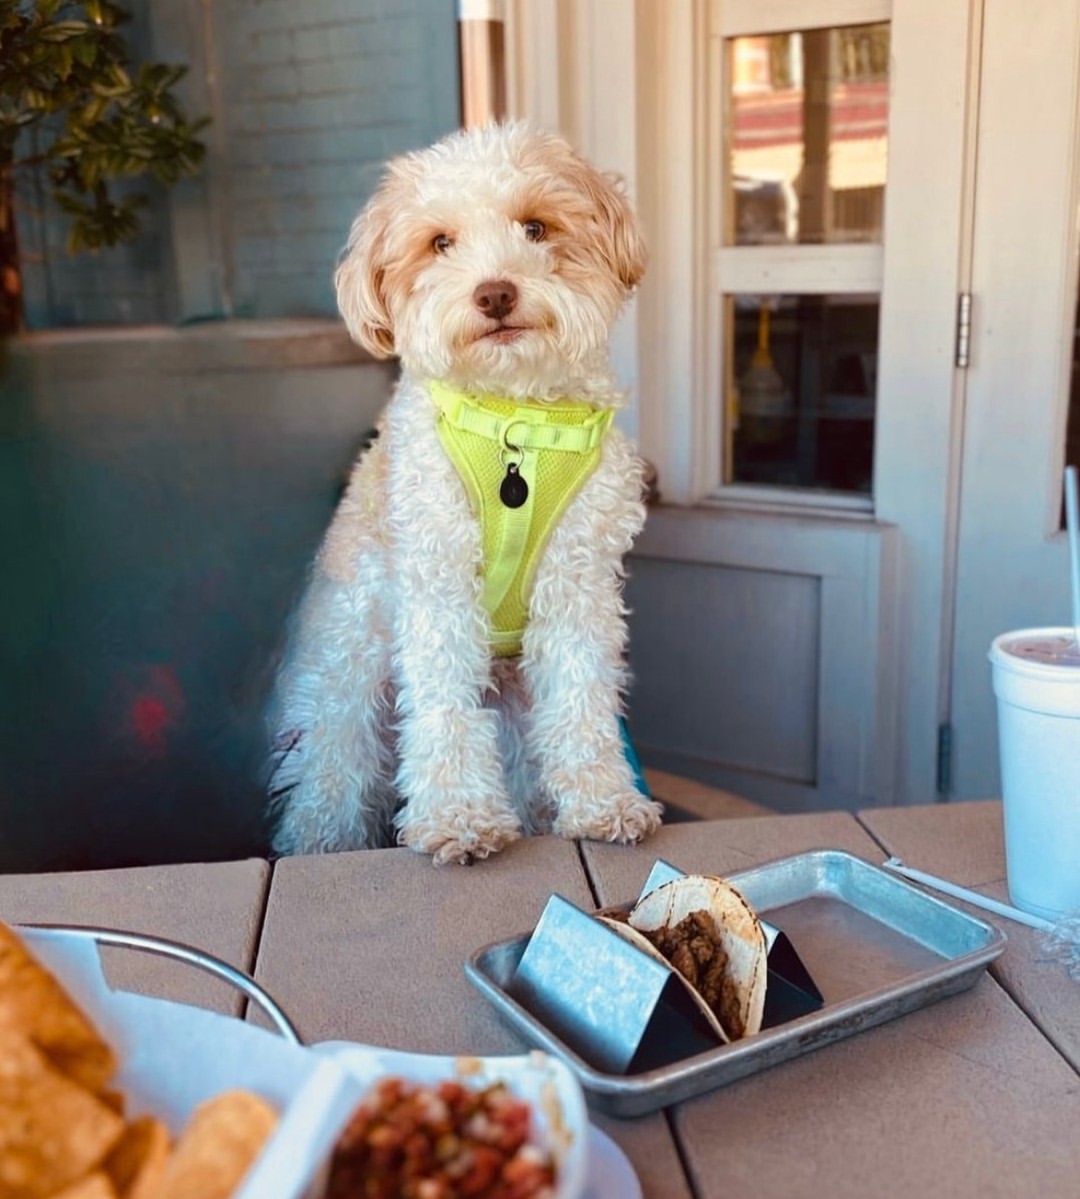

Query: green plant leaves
left=0, top=0, right=207, bottom=254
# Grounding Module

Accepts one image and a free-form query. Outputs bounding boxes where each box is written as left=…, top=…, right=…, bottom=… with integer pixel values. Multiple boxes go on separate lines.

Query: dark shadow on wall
left=0, top=326, right=394, bottom=873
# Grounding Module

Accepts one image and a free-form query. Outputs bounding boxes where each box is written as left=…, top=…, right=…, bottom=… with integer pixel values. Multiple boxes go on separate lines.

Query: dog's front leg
left=269, top=448, right=399, bottom=855
left=388, top=389, right=522, bottom=865
left=523, top=435, right=663, bottom=844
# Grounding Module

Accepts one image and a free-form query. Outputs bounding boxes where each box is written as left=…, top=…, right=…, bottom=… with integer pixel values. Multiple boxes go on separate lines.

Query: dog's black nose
left=473, top=279, right=518, bottom=321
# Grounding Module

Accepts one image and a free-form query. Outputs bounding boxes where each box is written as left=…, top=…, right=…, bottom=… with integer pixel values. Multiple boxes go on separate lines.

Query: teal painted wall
left=0, top=329, right=395, bottom=871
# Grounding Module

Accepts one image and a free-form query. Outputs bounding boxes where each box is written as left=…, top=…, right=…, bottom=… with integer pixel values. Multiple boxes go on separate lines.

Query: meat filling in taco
left=636, top=910, right=739, bottom=1028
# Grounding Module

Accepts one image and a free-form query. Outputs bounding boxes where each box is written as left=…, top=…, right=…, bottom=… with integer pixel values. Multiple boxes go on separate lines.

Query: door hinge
left=955, top=293, right=972, bottom=368
left=936, top=722, right=953, bottom=796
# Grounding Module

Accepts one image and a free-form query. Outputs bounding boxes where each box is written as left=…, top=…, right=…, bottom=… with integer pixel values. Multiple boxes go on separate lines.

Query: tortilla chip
left=153, top=1090, right=278, bottom=1199
left=103, top=1116, right=171, bottom=1199
left=47, top=1173, right=119, bottom=1199
left=0, top=1028, right=124, bottom=1198
left=99, top=1089, right=127, bottom=1116
left=0, top=922, right=116, bottom=1094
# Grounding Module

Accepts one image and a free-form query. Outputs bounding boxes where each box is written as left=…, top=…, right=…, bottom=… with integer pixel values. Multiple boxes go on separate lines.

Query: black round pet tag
left=500, top=463, right=529, bottom=508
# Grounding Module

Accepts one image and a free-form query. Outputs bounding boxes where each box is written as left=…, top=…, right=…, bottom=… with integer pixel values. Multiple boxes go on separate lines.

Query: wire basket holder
left=21, top=923, right=302, bottom=1046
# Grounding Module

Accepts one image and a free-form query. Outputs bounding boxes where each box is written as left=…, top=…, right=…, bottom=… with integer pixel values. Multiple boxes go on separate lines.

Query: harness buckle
left=498, top=420, right=527, bottom=470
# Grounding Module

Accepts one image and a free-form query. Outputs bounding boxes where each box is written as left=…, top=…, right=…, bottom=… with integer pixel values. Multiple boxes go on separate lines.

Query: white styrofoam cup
left=989, top=627, right=1080, bottom=921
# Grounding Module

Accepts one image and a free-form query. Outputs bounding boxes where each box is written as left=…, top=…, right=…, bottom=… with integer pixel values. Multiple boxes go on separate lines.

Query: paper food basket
left=16, top=924, right=589, bottom=1199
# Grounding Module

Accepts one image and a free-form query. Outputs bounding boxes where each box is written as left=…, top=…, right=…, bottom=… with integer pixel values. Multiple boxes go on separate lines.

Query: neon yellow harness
left=429, top=381, right=614, bottom=657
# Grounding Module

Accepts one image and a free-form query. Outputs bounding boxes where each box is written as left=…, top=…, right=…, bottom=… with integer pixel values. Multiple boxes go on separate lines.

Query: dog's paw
left=553, top=790, right=664, bottom=844
left=398, top=805, right=523, bottom=866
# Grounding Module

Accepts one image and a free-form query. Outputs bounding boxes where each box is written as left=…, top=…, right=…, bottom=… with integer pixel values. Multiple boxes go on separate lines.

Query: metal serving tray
left=465, top=850, right=1007, bottom=1116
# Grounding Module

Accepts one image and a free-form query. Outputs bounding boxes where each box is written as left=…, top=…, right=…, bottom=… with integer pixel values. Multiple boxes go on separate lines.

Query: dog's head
left=334, top=123, right=646, bottom=397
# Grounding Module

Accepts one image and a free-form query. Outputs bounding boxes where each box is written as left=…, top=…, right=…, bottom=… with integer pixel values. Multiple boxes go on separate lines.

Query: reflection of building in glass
left=730, top=26, right=889, bottom=245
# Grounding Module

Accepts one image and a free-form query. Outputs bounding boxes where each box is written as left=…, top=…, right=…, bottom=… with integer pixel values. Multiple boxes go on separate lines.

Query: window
left=717, top=19, right=889, bottom=504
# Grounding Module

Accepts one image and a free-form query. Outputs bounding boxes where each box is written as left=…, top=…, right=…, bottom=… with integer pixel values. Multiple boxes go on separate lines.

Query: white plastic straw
left=882, top=857, right=1056, bottom=932
left=1066, top=465, right=1080, bottom=646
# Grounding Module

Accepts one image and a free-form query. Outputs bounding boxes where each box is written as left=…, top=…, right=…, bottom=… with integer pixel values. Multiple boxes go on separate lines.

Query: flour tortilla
left=623, top=876, right=768, bottom=1041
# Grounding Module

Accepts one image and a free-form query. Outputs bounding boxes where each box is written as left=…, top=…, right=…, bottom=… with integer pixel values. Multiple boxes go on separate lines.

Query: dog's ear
left=577, top=165, right=648, bottom=293
left=335, top=193, right=396, bottom=358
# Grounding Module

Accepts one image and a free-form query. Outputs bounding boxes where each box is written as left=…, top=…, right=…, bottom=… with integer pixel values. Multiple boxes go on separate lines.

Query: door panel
left=627, top=506, right=897, bottom=814
left=949, top=0, right=1080, bottom=797
left=628, top=558, right=821, bottom=782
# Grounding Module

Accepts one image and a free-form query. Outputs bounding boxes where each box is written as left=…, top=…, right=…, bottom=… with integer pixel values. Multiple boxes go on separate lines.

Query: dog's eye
left=522, top=219, right=546, bottom=243
left=432, top=233, right=454, bottom=255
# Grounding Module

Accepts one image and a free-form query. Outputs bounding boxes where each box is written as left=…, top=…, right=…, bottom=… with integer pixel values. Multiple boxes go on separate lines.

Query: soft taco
left=600, top=875, right=768, bottom=1043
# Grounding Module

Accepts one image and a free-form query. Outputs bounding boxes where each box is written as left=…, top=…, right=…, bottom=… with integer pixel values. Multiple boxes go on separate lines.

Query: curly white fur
left=268, top=123, right=663, bottom=863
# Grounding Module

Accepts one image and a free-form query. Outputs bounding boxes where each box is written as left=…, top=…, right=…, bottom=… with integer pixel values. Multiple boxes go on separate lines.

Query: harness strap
left=429, top=382, right=611, bottom=452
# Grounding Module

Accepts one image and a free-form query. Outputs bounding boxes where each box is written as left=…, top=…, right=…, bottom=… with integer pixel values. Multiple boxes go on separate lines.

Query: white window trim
left=707, top=5, right=889, bottom=511
left=720, top=0, right=890, bottom=38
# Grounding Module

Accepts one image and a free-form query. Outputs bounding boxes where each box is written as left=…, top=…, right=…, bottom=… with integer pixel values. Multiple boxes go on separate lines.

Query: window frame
left=706, top=1, right=892, bottom=514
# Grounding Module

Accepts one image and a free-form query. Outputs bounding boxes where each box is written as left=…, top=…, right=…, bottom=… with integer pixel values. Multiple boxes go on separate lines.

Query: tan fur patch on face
left=380, top=220, right=447, bottom=313
left=513, top=135, right=646, bottom=290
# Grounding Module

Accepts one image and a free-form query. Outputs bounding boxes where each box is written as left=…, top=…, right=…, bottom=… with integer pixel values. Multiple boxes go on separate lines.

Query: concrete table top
left=0, top=858, right=269, bottom=1015
left=253, top=835, right=594, bottom=1052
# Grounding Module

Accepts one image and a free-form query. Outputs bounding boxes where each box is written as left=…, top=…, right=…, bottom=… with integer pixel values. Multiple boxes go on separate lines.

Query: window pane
left=728, top=294, right=878, bottom=495
left=728, top=24, right=890, bottom=246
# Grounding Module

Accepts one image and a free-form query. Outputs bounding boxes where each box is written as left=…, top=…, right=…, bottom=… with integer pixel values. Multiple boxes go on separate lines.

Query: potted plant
left=0, top=0, right=207, bottom=335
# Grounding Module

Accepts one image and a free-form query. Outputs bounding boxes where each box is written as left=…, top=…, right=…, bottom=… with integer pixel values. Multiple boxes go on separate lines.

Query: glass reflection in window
left=728, top=294, right=879, bottom=495
left=727, top=24, right=890, bottom=246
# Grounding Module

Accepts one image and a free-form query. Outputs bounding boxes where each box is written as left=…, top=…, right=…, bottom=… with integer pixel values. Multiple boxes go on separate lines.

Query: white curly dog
left=269, top=123, right=663, bottom=864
